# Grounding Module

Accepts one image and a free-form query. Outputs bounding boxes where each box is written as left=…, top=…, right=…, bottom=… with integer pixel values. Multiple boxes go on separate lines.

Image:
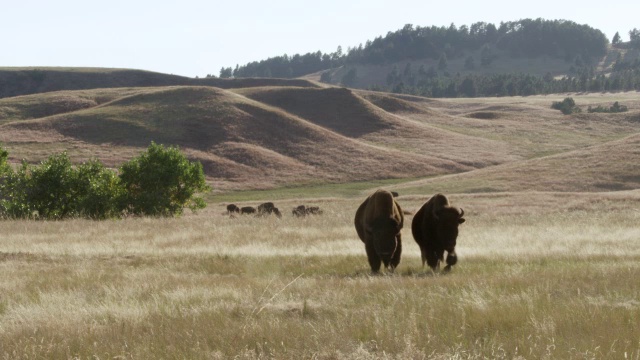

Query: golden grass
left=1, top=192, right=639, bottom=359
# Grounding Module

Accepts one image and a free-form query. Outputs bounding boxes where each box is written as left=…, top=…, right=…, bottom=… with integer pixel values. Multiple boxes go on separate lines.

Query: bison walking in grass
left=240, top=206, right=257, bottom=215
left=292, top=205, right=323, bottom=217
left=354, top=189, right=404, bottom=273
left=411, top=194, right=465, bottom=273
left=226, top=204, right=240, bottom=214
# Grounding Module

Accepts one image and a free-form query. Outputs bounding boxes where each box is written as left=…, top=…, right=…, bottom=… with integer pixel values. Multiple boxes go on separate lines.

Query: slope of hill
left=392, top=132, right=640, bottom=194
left=0, top=67, right=319, bottom=99
left=0, top=86, right=469, bottom=191
left=1, top=77, right=638, bottom=193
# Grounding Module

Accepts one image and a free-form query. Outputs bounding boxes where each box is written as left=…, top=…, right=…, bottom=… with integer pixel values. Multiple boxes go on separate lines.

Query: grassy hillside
left=1, top=75, right=639, bottom=194
left=0, top=86, right=466, bottom=191
left=0, top=67, right=319, bottom=99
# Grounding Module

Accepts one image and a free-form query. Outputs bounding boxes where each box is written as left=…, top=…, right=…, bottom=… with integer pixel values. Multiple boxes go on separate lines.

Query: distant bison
left=257, top=202, right=282, bottom=217
left=258, top=202, right=275, bottom=214
left=292, top=205, right=307, bottom=217
left=292, top=205, right=323, bottom=217
left=226, top=204, right=240, bottom=214
left=411, top=194, right=465, bottom=272
left=240, top=206, right=257, bottom=215
left=354, top=189, right=404, bottom=273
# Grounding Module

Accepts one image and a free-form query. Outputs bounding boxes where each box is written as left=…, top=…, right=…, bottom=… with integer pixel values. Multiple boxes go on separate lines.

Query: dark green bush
left=551, top=97, right=581, bottom=115
left=587, top=101, right=628, bottom=113
left=119, top=142, right=209, bottom=216
left=0, top=142, right=210, bottom=220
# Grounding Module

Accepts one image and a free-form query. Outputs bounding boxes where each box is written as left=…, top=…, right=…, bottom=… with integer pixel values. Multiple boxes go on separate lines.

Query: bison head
left=367, top=217, right=402, bottom=268
left=434, top=207, right=465, bottom=253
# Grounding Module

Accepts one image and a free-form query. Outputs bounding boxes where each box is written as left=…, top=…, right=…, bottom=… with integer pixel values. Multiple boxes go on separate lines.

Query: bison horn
left=459, top=208, right=464, bottom=218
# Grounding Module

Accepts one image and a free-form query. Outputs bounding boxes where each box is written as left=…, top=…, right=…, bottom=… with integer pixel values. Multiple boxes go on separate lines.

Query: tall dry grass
left=0, top=192, right=639, bottom=359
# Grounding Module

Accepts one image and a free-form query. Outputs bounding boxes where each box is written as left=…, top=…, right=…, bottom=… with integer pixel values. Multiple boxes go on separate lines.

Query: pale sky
left=3, top=0, right=638, bottom=78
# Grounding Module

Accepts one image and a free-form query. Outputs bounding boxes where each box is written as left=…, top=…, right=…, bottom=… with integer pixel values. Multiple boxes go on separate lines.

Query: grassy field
left=1, top=191, right=639, bottom=359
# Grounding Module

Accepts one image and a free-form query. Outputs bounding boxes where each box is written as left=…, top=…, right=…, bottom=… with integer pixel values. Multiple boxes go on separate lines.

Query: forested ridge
left=220, top=18, right=640, bottom=97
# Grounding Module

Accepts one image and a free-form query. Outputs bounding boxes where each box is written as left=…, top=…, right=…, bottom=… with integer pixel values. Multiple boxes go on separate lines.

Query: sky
left=3, top=0, right=639, bottom=78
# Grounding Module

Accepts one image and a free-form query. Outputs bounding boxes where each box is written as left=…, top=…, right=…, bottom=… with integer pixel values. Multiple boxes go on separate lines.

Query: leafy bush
left=587, top=101, right=628, bottom=113
left=75, top=160, right=124, bottom=219
left=119, top=142, right=209, bottom=216
left=551, top=97, right=581, bottom=115
left=0, top=153, right=123, bottom=219
left=0, top=143, right=210, bottom=220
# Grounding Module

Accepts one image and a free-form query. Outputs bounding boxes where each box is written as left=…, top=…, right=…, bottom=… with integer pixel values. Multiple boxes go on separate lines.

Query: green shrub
left=551, top=97, right=581, bottom=115
left=75, top=160, right=124, bottom=219
left=119, top=142, right=210, bottom=216
left=1, top=143, right=210, bottom=220
left=587, top=101, right=628, bottom=113
left=1, top=154, right=76, bottom=219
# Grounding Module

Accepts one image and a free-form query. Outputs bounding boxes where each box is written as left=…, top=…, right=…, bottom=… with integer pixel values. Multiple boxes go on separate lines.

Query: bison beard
left=354, top=190, right=404, bottom=273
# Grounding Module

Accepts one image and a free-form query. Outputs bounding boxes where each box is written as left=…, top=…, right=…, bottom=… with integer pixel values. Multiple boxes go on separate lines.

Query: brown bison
left=226, top=204, right=240, bottom=214
left=292, top=205, right=323, bottom=217
left=240, top=206, right=257, bottom=214
left=257, top=202, right=282, bottom=217
left=292, top=205, right=307, bottom=217
left=411, top=194, right=465, bottom=272
left=354, top=189, right=404, bottom=273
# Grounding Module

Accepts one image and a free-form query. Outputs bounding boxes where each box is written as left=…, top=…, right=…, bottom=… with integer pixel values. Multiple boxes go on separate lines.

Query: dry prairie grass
left=1, top=192, right=639, bottom=359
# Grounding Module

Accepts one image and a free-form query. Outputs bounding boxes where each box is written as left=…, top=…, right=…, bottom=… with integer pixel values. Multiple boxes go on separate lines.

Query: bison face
left=367, top=217, right=401, bottom=267
left=435, top=208, right=465, bottom=252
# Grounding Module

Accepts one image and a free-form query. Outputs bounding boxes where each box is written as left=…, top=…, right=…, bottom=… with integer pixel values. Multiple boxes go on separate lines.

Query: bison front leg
left=365, top=242, right=382, bottom=273
left=421, top=247, right=440, bottom=272
left=389, top=235, right=402, bottom=272
left=443, top=251, right=457, bottom=273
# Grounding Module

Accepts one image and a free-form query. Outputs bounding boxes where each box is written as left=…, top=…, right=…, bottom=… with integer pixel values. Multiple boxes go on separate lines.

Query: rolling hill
left=1, top=69, right=639, bottom=194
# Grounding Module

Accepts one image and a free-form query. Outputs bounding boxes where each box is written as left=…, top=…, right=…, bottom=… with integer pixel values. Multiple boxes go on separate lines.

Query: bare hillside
left=1, top=83, right=639, bottom=193
left=392, top=132, right=640, bottom=194
left=0, top=86, right=465, bottom=191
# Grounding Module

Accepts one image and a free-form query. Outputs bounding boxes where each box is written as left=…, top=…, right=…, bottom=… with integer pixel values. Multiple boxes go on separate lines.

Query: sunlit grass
left=1, top=192, right=639, bottom=359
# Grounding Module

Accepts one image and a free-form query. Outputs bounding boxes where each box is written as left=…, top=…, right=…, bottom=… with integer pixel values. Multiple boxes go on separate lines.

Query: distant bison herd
left=226, top=189, right=465, bottom=274
left=227, top=202, right=321, bottom=218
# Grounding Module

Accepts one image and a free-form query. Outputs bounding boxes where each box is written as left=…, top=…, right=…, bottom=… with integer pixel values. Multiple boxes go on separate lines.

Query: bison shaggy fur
left=354, top=189, right=404, bottom=273
left=227, top=204, right=240, bottom=214
left=411, top=194, right=465, bottom=272
left=240, top=206, right=257, bottom=214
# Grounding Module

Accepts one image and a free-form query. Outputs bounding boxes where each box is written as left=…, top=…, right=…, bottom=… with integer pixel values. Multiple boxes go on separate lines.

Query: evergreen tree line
left=0, top=143, right=209, bottom=220
left=371, top=66, right=640, bottom=98
left=219, top=19, right=609, bottom=79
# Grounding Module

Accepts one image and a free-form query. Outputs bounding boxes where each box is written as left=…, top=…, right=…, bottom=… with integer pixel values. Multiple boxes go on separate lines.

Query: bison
left=240, top=206, right=257, bottom=215
left=257, top=202, right=282, bottom=217
left=411, top=194, right=465, bottom=273
left=354, top=189, right=404, bottom=273
left=292, top=205, right=323, bottom=217
left=226, top=204, right=240, bottom=214
left=292, top=205, right=307, bottom=217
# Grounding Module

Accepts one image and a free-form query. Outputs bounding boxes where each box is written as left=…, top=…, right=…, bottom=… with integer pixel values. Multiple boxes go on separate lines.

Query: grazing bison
left=292, top=205, right=323, bottom=217
left=354, top=189, right=404, bottom=273
left=257, top=202, right=281, bottom=217
left=226, top=204, right=240, bottom=214
left=240, top=206, right=257, bottom=215
left=292, top=205, right=307, bottom=217
left=411, top=194, right=465, bottom=272
left=306, top=206, right=322, bottom=215
left=258, top=202, right=275, bottom=214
